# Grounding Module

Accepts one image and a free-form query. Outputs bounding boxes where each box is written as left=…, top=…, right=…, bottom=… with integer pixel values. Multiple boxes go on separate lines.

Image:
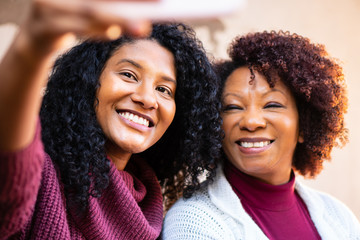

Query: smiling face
left=221, top=66, right=303, bottom=185
left=95, top=39, right=176, bottom=168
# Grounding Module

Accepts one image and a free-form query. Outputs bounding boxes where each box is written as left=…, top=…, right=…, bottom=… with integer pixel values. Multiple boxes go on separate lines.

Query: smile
left=119, top=111, right=150, bottom=127
left=238, top=140, right=271, bottom=148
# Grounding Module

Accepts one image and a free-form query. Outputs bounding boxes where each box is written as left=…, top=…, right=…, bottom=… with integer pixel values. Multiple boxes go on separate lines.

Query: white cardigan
left=162, top=167, right=360, bottom=240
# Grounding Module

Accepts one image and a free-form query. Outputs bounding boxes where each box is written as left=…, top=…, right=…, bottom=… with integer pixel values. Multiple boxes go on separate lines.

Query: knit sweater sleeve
left=0, top=120, right=45, bottom=239
left=162, top=190, right=235, bottom=240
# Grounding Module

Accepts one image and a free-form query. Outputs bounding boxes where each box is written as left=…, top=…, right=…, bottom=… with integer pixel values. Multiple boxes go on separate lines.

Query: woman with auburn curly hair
left=0, top=1, right=221, bottom=239
left=163, top=31, right=360, bottom=239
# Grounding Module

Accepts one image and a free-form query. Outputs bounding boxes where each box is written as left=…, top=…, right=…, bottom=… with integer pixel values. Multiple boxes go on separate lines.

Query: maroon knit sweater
left=0, top=122, right=163, bottom=239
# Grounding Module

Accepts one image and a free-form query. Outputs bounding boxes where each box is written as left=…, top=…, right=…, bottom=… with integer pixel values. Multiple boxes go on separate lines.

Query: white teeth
left=240, top=141, right=271, bottom=148
left=119, top=112, right=150, bottom=127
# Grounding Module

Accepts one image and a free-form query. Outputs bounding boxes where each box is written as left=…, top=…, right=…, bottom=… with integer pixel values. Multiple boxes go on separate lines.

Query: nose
left=239, top=108, right=266, bottom=131
left=130, top=83, right=158, bottom=109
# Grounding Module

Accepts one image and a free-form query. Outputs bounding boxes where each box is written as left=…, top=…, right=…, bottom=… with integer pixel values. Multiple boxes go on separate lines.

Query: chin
left=122, top=144, right=148, bottom=154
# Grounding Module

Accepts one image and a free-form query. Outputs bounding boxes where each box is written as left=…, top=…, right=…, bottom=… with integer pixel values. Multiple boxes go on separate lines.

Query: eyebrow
left=162, top=76, right=177, bottom=85
left=222, top=92, right=243, bottom=100
left=116, top=58, right=177, bottom=85
left=263, top=88, right=287, bottom=98
left=117, top=59, right=142, bottom=69
left=222, top=88, right=287, bottom=99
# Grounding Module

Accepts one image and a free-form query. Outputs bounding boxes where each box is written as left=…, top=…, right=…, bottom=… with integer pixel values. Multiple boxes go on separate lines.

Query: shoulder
left=162, top=188, right=233, bottom=240
left=296, top=180, right=355, bottom=216
left=296, top=181, right=360, bottom=237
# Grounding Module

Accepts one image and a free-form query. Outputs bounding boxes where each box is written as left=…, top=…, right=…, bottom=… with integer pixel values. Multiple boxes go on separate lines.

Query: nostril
left=131, top=91, right=158, bottom=109
left=239, top=117, right=267, bottom=131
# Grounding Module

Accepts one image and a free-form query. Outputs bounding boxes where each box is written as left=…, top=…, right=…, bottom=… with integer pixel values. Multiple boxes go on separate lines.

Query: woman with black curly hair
left=0, top=1, right=221, bottom=239
left=163, top=31, right=360, bottom=239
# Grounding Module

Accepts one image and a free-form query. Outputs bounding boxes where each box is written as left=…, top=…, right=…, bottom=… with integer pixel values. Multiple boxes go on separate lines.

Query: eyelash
left=156, top=86, right=173, bottom=97
left=222, top=103, right=283, bottom=111
left=120, top=72, right=137, bottom=81
left=264, top=103, right=283, bottom=108
left=119, top=72, right=174, bottom=97
left=222, top=105, right=243, bottom=111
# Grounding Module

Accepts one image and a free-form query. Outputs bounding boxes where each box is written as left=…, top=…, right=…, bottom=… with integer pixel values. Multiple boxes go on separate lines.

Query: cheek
left=221, top=116, right=234, bottom=136
left=276, top=115, right=300, bottom=142
left=221, top=117, right=236, bottom=150
left=161, top=101, right=176, bottom=128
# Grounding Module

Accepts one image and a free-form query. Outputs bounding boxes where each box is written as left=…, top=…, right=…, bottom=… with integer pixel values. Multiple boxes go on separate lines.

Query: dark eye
left=264, top=102, right=283, bottom=109
left=120, top=72, right=137, bottom=81
left=156, top=86, right=173, bottom=97
left=222, top=105, right=243, bottom=112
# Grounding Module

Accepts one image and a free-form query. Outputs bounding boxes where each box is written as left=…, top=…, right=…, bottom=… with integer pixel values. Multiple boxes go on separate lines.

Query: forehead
left=224, top=67, right=253, bottom=87
left=112, top=39, right=171, bottom=59
left=223, top=66, right=292, bottom=97
left=106, top=39, right=176, bottom=77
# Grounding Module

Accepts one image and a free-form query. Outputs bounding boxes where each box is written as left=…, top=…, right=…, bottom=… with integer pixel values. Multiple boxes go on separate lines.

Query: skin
left=221, top=66, right=304, bottom=185
left=96, top=40, right=177, bottom=170
left=0, top=0, right=153, bottom=152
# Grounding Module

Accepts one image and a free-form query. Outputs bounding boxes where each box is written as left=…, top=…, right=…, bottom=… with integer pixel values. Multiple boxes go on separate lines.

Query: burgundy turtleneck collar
left=224, top=160, right=321, bottom=240
left=224, top=160, right=296, bottom=212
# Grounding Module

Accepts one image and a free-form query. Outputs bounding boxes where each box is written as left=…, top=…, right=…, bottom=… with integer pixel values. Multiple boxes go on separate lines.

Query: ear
left=298, top=132, right=304, bottom=143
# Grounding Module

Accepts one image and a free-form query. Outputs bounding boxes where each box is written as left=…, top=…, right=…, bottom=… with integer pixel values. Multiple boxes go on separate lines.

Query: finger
left=120, top=20, right=152, bottom=37
left=34, top=0, right=153, bottom=37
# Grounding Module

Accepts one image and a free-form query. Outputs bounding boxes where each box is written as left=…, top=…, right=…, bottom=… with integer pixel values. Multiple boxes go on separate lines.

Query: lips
left=235, top=138, right=274, bottom=154
left=116, top=110, right=154, bottom=127
left=239, top=140, right=270, bottom=148
left=235, top=138, right=274, bottom=148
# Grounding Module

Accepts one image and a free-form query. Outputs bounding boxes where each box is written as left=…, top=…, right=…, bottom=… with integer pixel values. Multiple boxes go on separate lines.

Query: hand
left=21, top=0, right=155, bottom=53
left=0, top=0, right=157, bottom=151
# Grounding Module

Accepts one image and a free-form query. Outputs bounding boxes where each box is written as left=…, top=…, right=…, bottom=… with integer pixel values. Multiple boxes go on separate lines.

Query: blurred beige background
left=0, top=0, right=359, bottom=220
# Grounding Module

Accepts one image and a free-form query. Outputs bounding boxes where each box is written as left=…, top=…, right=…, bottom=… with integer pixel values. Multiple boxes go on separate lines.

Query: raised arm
left=0, top=0, right=152, bottom=151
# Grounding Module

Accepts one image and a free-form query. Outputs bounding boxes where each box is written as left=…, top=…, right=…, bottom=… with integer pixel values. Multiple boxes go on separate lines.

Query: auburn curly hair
left=215, top=30, right=348, bottom=177
left=40, top=23, right=222, bottom=211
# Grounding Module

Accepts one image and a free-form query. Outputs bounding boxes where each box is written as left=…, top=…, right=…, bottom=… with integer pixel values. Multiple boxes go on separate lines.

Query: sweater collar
left=224, top=161, right=296, bottom=211
left=70, top=156, right=163, bottom=239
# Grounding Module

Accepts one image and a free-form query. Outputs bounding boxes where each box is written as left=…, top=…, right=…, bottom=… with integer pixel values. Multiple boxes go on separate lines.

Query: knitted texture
left=0, top=122, right=163, bottom=240
left=0, top=121, right=44, bottom=239
left=162, top=167, right=360, bottom=240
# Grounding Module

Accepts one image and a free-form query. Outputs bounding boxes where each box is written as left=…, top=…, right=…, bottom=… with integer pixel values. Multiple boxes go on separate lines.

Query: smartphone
left=97, top=0, right=246, bottom=20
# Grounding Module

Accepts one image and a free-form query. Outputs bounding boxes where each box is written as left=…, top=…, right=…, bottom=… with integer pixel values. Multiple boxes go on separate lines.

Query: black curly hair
left=215, top=30, right=348, bottom=177
left=40, top=23, right=222, bottom=211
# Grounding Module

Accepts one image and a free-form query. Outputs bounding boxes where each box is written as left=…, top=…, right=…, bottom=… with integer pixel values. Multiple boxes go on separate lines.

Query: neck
left=253, top=168, right=292, bottom=185
left=107, top=152, right=132, bottom=171
left=105, top=141, right=132, bottom=171
left=228, top=160, right=292, bottom=185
